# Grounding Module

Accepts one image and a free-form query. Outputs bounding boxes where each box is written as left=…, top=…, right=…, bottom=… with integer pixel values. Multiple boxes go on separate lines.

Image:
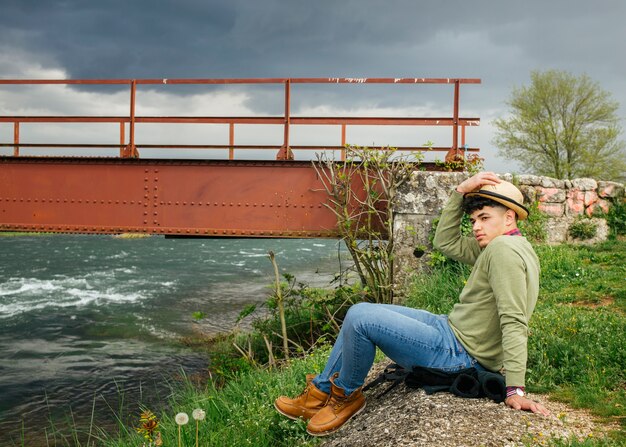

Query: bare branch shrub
left=313, top=146, right=422, bottom=304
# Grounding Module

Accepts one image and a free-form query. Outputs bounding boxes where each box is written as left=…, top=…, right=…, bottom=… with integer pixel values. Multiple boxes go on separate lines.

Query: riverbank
left=0, top=234, right=349, bottom=446
left=90, top=239, right=625, bottom=447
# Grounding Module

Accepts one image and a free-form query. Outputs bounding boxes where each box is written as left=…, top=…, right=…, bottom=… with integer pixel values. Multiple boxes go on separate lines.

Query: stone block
left=544, top=217, right=570, bottom=244
left=519, top=185, right=537, bottom=204
left=598, top=181, right=625, bottom=198
left=392, top=213, right=439, bottom=293
left=584, top=190, right=598, bottom=206
left=540, top=176, right=565, bottom=189
left=566, top=189, right=585, bottom=215
left=395, top=171, right=467, bottom=214
left=586, top=199, right=610, bottom=216
left=570, top=178, right=597, bottom=191
left=536, top=187, right=566, bottom=203
left=517, top=174, right=542, bottom=186
left=538, top=202, right=565, bottom=217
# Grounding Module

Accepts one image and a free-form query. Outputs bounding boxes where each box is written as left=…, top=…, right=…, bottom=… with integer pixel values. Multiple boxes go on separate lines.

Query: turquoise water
left=0, top=234, right=346, bottom=445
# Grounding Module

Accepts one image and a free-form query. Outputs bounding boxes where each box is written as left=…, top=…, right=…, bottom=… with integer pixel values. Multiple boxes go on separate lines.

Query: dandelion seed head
left=192, top=408, right=206, bottom=421
left=175, top=412, right=189, bottom=425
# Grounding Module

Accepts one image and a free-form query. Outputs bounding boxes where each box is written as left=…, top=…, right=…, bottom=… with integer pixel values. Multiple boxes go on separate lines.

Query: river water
left=0, top=234, right=347, bottom=445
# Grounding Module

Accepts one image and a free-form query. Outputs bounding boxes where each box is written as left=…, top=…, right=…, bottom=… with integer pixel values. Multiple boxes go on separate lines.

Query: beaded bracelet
left=506, top=386, right=525, bottom=398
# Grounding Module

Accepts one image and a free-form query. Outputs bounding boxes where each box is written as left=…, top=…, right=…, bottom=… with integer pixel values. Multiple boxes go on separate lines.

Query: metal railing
left=0, top=77, right=480, bottom=160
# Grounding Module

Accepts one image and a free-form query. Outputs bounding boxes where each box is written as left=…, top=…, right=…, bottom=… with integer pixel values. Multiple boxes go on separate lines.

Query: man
left=274, top=172, right=549, bottom=437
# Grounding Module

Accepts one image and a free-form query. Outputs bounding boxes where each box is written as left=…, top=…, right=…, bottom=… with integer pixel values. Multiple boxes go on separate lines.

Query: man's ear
left=505, top=208, right=517, bottom=225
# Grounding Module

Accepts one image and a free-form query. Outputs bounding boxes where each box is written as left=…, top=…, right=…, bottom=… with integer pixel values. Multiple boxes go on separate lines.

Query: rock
left=519, top=185, right=537, bottom=204
left=538, top=203, right=565, bottom=218
left=597, top=181, right=624, bottom=199
left=584, top=191, right=599, bottom=207
left=517, top=174, right=542, bottom=186
left=396, top=172, right=467, bottom=214
left=545, top=217, right=571, bottom=244
left=536, top=187, right=566, bottom=203
left=586, top=199, right=610, bottom=216
left=540, top=177, right=566, bottom=189
left=566, top=190, right=585, bottom=216
left=570, top=178, right=598, bottom=191
left=320, top=361, right=616, bottom=447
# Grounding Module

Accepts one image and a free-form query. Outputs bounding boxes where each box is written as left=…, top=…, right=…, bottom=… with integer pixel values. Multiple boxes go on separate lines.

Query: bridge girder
left=0, top=157, right=392, bottom=238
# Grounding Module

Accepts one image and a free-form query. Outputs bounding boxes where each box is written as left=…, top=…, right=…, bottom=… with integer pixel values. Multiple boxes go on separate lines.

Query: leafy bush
left=405, top=260, right=471, bottom=314
left=518, top=200, right=548, bottom=243
left=606, top=197, right=626, bottom=238
left=426, top=214, right=472, bottom=269
left=568, top=217, right=598, bottom=240
left=235, top=276, right=363, bottom=365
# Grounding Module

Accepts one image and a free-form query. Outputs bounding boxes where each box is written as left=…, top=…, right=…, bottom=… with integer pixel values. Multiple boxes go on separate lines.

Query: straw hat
left=464, top=180, right=529, bottom=220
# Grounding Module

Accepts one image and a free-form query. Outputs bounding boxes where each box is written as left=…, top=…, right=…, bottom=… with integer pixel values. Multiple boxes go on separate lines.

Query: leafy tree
left=493, top=70, right=626, bottom=182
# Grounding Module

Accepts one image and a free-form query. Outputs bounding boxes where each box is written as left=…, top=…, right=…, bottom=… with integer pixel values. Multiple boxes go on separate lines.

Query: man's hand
left=505, top=395, right=551, bottom=416
left=456, top=171, right=501, bottom=194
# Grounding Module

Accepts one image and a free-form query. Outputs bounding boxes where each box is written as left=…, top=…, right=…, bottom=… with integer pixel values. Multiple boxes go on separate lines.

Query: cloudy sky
left=1, top=0, right=624, bottom=172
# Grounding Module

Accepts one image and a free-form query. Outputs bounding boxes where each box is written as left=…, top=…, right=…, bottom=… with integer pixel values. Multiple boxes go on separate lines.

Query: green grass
left=408, top=239, right=626, bottom=444
left=99, top=349, right=331, bottom=447
left=84, top=240, right=624, bottom=446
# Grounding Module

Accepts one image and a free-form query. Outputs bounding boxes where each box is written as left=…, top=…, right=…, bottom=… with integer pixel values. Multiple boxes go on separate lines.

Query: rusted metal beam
left=0, top=116, right=481, bottom=125
left=0, top=157, right=401, bottom=237
left=0, top=77, right=482, bottom=85
left=0, top=157, right=458, bottom=237
left=0, top=143, right=480, bottom=153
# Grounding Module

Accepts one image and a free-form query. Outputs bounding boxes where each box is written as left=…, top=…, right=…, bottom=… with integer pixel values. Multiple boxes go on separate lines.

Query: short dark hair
left=462, top=195, right=509, bottom=216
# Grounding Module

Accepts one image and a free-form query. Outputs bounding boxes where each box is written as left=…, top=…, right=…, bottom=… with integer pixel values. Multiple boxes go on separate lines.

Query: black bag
left=364, top=363, right=506, bottom=403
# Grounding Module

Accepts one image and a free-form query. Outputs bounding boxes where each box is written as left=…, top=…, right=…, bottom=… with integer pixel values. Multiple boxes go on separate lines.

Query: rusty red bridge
left=0, top=77, right=480, bottom=237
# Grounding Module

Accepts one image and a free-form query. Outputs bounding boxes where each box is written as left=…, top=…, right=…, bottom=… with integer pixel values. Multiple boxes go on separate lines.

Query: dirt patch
left=320, top=361, right=618, bottom=447
left=568, top=296, right=616, bottom=309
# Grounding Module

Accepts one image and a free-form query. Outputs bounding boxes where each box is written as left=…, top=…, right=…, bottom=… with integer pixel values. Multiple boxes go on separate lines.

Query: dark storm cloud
left=2, top=0, right=624, bottom=96
left=1, top=0, right=624, bottom=170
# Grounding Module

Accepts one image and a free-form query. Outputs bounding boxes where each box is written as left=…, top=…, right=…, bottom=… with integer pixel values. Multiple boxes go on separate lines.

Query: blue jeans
left=312, top=303, right=482, bottom=395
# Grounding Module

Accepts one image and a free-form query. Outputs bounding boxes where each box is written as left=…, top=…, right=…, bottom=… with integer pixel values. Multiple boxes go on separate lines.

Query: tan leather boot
left=306, top=374, right=366, bottom=436
left=274, top=374, right=329, bottom=421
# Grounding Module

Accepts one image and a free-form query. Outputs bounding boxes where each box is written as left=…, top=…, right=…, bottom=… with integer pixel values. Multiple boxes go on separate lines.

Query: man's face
left=469, top=206, right=515, bottom=248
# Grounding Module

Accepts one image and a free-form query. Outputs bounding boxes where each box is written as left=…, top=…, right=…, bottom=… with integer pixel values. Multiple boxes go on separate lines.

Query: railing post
left=340, top=123, right=346, bottom=161
left=13, top=122, right=19, bottom=156
left=452, top=79, right=460, bottom=151
left=461, top=124, right=466, bottom=148
left=229, top=122, right=235, bottom=160
left=119, top=122, right=125, bottom=157
left=277, top=79, right=293, bottom=160
left=445, top=79, right=462, bottom=163
left=127, top=79, right=137, bottom=158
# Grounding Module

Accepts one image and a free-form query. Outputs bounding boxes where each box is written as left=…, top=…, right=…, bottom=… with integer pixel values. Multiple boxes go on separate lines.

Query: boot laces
left=295, top=383, right=312, bottom=399
left=329, top=395, right=347, bottom=411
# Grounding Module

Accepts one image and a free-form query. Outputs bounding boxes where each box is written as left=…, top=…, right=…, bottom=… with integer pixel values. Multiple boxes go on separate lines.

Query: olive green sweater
left=433, top=191, right=540, bottom=387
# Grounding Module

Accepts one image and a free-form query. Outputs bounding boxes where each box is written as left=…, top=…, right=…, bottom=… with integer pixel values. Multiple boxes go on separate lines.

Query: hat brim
left=464, top=190, right=529, bottom=220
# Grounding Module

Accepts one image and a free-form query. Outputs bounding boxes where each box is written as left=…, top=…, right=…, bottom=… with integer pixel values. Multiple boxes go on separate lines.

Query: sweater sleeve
left=487, top=242, right=530, bottom=387
left=433, top=191, right=481, bottom=266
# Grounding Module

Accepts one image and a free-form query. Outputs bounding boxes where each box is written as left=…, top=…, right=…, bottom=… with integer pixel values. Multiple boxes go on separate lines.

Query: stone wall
left=392, top=171, right=624, bottom=293
left=517, top=174, right=623, bottom=244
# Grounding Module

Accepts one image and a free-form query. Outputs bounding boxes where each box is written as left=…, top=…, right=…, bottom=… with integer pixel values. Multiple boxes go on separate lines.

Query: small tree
left=493, top=70, right=626, bottom=182
left=313, top=146, right=421, bottom=304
